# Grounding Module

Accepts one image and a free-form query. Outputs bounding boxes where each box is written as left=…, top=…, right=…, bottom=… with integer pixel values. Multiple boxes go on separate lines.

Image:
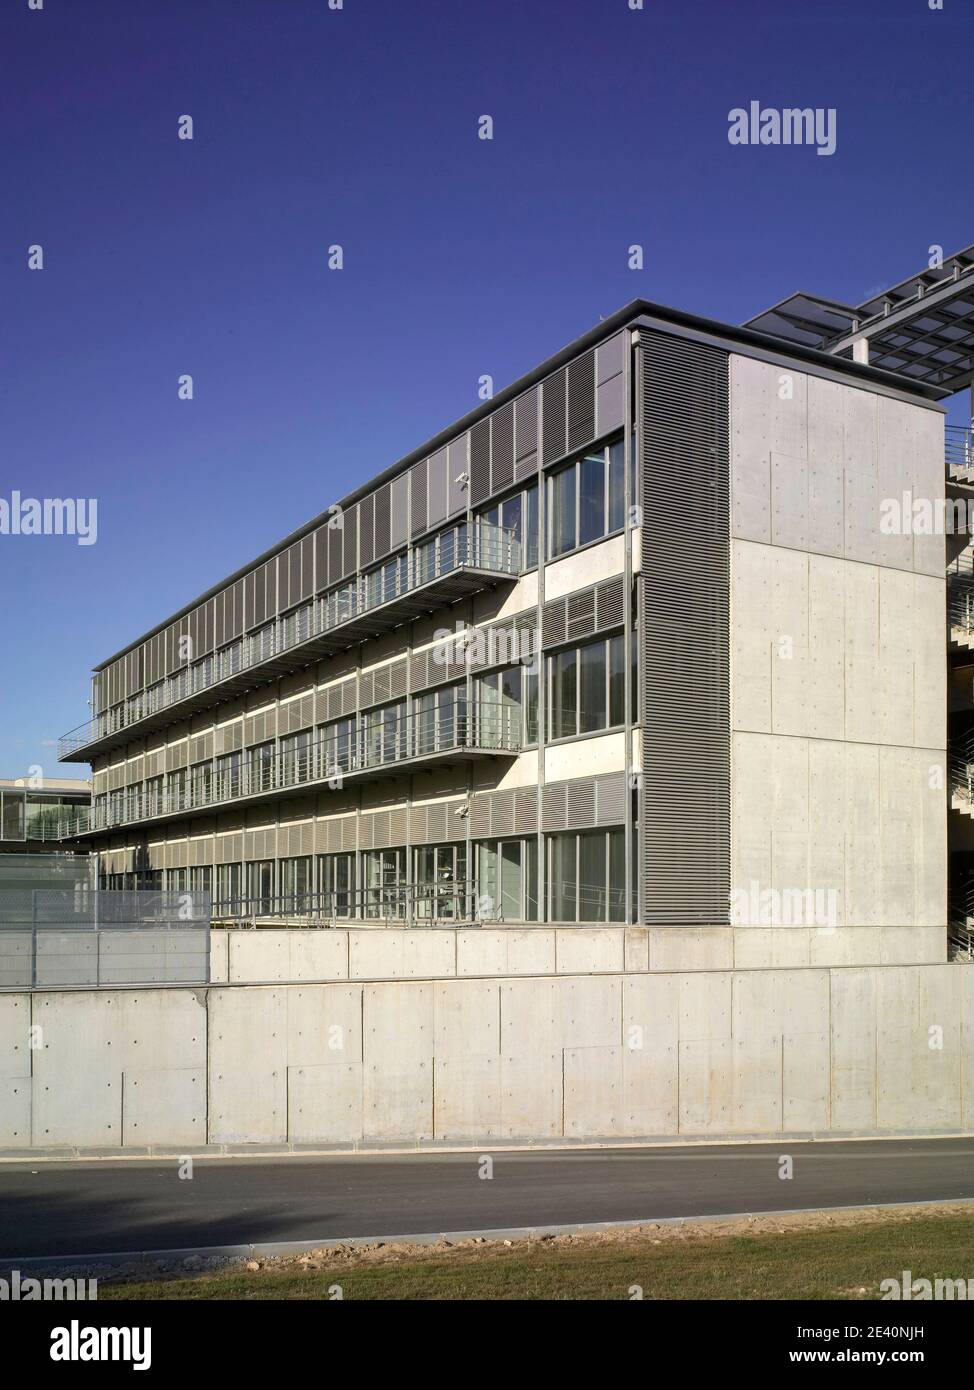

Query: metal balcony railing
left=946, top=425, right=974, bottom=483
left=211, top=880, right=479, bottom=927
left=53, top=702, right=521, bottom=839
left=58, top=520, right=521, bottom=760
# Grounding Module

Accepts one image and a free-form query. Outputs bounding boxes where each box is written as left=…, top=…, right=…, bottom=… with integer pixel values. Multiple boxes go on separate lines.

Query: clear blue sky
left=1, top=0, right=971, bottom=776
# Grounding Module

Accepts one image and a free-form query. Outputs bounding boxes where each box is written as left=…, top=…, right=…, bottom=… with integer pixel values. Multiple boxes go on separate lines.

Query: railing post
left=30, top=890, right=37, bottom=989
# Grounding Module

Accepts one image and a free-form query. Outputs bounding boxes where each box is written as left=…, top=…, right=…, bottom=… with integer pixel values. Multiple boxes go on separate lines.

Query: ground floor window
left=317, top=852, right=356, bottom=917
left=547, top=828, right=625, bottom=923
left=363, top=848, right=406, bottom=918
left=188, top=865, right=212, bottom=905
left=216, top=862, right=242, bottom=913
left=279, top=856, right=311, bottom=911
left=414, top=842, right=468, bottom=919
left=477, top=838, right=539, bottom=921
left=247, top=859, right=274, bottom=915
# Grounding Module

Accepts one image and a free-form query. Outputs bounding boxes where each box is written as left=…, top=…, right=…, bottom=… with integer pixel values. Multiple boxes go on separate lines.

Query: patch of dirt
left=81, top=1200, right=974, bottom=1286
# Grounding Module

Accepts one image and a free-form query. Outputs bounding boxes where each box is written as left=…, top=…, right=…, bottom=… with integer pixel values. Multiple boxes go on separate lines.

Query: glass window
left=247, top=860, right=274, bottom=915
left=1, top=790, right=26, bottom=841
left=280, top=856, right=311, bottom=910
left=609, top=828, right=626, bottom=922
left=547, top=636, right=627, bottom=740
left=318, top=852, right=355, bottom=917
left=550, top=648, right=578, bottom=740
left=609, top=634, right=626, bottom=727
left=501, top=493, right=521, bottom=552
left=548, top=464, right=577, bottom=559
left=525, top=483, right=539, bottom=567
left=545, top=437, right=624, bottom=560
left=608, top=438, right=626, bottom=533
left=579, top=452, right=606, bottom=547
left=525, top=835, right=539, bottom=921
left=549, top=833, right=577, bottom=923
left=579, top=641, right=607, bottom=733
left=524, top=664, right=539, bottom=744
left=547, top=829, right=626, bottom=923
left=578, top=831, right=606, bottom=922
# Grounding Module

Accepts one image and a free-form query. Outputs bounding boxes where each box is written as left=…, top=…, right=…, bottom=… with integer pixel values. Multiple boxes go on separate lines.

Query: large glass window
left=414, top=843, right=467, bottom=920
left=1, top=795, right=26, bottom=834
left=477, top=838, right=538, bottom=922
left=414, top=684, right=465, bottom=755
left=363, top=701, right=405, bottom=767
left=318, top=852, right=356, bottom=916
left=320, top=717, right=355, bottom=776
left=364, top=848, right=405, bottom=918
left=547, top=635, right=626, bottom=741
left=545, top=436, right=625, bottom=560
left=547, top=829, right=625, bottom=923
left=279, top=731, right=311, bottom=788
left=247, top=860, right=274, bottom=915
left=216, top=862, right=242, bottom=913
left=279, top=856, right=311, bottom=911
left=549, top=464, right=577, bottom=559
left=248, top=741, right=275, bottom=793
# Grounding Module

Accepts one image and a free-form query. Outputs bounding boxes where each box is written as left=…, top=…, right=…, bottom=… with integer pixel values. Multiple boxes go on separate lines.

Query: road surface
left=2, top=1137, right=972, bottom=1262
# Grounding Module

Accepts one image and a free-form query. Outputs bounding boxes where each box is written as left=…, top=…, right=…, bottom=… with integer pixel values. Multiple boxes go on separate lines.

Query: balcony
left=947, top=425, right=974, bottom=488
left=59, top=520, right=521, bottom=763
left=55, top=702, right=521, bottom=839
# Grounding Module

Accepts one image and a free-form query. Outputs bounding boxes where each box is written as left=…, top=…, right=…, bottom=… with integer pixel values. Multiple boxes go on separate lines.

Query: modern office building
left=54, top=259, right=970, bottom=960
left=0, top=777, right=91, bottom=855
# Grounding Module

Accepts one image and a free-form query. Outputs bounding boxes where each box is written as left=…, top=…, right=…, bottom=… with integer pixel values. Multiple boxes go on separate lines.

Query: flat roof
left=94, top=296, right=947, bottom=672
left=0, top=777, right=91, bottom=792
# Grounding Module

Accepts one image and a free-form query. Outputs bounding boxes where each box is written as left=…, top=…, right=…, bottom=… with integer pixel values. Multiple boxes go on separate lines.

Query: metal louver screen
left=637, top=331, right=730, bottom=926
left=514, top=388, right=538, bottom=481
left=567, top=351, right=596, bottom=451
left=542, top=370, right=567, bottom=465
left=470, top=419, right=491, bottom=504
left=410, top=462, right=428, bottom=538
left=491, top=403, right=514, bottom=491
left=374, top=484, right=391, bottom=558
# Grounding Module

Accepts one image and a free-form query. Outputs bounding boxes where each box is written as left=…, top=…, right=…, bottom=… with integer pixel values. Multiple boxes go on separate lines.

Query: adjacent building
left=0, top=777, right=90, bottom=855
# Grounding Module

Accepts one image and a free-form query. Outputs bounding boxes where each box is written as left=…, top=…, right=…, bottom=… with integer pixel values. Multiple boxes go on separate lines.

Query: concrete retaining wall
left=2, top=950, right=972, bottom=1149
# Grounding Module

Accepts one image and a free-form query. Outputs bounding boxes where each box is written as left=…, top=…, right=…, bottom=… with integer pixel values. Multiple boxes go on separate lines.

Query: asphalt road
left=2, top=1138, right=972, bottom=1261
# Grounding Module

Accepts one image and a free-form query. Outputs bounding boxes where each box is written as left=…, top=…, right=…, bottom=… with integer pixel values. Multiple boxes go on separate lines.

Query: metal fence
left=0, top=889, right=210, bottom=989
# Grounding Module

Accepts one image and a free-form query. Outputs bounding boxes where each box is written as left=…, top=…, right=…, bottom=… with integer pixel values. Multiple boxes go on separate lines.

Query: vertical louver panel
left=491, top=402, right=514, bottom=492
left=567, top=351, right=596, bottom=451
left=637, top=331, right=730, bottom=926
left=595, top=772, right=626, bottom=825
left=374, top=483, right=391, bottom=559
left=542, top=370, right=567, bottom=465
left=359, top=493, right=375, bottom=569
left=513, top=787, right=538, bottom=835
left=470, top=419, right=491, bottom=505
left=342, top=502, right=358, bottom=577
left=541, top=783, right=567, bottom=832
left=410, top=461, right=428, bottom=538
left=566, top=589, right=596, bottom=641
left=514, top=388, right=539, bottom=481
left=410, top=650, right=429, bottom=690
left=448, top=439, right=468, bottom=516
left=327, top=519, right=343, bottom=586
left=595, top=575, right=625, bottom=630
left=390, top=474, right=409, bottom=550
left=541, top=598, right=567, bottom=649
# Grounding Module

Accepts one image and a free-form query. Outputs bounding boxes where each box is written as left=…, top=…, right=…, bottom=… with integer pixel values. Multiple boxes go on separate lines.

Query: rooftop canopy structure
left=744, top=243, right=974, bottom=396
